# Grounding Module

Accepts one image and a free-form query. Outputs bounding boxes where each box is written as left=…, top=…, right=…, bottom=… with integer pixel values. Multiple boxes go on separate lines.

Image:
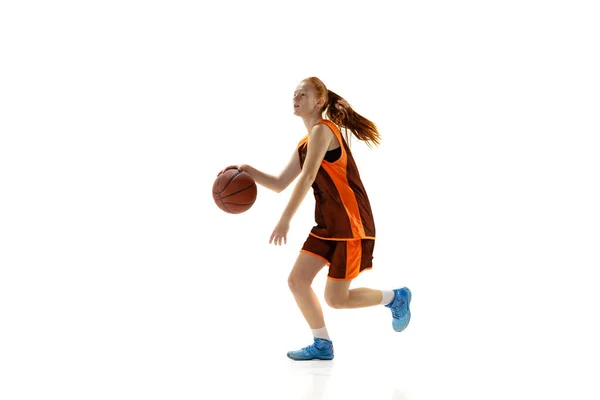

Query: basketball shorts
left=301, top=234, right=375, bottom=280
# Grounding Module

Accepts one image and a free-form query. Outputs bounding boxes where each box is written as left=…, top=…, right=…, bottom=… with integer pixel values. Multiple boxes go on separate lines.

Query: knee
left=325, top=292, right=347, bottom=309
left=288, top=273, right=310, bottom=294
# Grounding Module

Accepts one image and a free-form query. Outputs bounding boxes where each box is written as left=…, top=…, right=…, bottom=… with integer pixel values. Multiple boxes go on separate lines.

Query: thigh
left=328, top=239, right=375, bottom=280
left=289, top=251, right=328, bottom=285
left=328, top=240, right=360, bottom=280
left=300, top=234, right=335, bottom=266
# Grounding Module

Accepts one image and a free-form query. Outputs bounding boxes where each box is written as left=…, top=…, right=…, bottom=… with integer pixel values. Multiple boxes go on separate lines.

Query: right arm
left=222, top=149, right=302, bottom=193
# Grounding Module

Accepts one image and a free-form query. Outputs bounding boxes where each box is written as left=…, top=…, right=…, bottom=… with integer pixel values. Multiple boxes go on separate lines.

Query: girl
left=219, top=77, right=411, bottom=360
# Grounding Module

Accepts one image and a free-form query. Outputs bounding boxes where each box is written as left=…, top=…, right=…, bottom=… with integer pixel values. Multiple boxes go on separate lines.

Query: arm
left=243, top=149, right=301, bottom=193
left=270, top=125, right=333, bottom=245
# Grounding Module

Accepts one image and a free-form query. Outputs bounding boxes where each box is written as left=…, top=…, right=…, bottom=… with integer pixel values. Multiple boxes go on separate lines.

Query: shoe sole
left=287, top=354, right=334, bottom=361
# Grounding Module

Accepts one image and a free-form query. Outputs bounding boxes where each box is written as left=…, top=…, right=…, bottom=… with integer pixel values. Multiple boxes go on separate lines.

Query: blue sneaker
left=287, top=337, right=334, bottom=361
left=385, top=287, right=412, bottom=332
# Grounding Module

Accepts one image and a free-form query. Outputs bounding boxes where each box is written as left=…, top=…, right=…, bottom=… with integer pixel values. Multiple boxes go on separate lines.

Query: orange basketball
left=212, top=169, right=257, bottom=214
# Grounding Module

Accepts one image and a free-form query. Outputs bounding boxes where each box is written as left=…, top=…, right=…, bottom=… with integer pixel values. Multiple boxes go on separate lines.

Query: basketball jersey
left=297, top=119, right=376, bottom=240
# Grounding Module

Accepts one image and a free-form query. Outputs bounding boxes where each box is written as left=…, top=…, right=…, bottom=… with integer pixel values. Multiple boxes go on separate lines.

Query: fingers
left=269, top=231, right=275, bottom=244
left=269, top=232, right=287, bottom=246
left=217, top=165, right=240, bottom=176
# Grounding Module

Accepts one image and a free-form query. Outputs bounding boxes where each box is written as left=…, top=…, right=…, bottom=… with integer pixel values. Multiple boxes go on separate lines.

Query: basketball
left=212, top=169, right=257, bottom=214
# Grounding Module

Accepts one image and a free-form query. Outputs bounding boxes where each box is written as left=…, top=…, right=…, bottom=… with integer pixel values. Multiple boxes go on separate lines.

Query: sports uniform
left=296, top=119, right=376, bottom=280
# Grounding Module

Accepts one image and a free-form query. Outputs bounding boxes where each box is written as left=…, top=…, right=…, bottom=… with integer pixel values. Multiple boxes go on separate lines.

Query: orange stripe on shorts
left=345, top=240, right=362, bottom=279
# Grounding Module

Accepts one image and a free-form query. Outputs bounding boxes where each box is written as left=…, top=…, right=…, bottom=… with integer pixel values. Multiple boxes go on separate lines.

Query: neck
left=302, top=114, right=324, bottom=132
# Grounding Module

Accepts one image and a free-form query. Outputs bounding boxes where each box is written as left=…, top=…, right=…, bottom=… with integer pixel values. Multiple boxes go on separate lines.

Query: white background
left=1, top=1, right=599, bottom=399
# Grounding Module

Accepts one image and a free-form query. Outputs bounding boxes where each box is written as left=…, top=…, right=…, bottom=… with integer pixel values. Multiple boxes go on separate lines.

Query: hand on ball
left=217, top=164, right=247, bottom=176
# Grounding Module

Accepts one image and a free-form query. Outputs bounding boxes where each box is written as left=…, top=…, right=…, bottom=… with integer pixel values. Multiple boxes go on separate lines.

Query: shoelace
left=391, top=297, right=407, bottom=319
left=295, top=342, right=330, bottom=355
left=294, top=344, right=318, bottom=355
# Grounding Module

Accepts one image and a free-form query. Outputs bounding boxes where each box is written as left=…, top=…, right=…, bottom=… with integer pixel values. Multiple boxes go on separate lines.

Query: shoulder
left=310, top=121, right=335, bottom=139
left=307, top=124, right=334, bottom=149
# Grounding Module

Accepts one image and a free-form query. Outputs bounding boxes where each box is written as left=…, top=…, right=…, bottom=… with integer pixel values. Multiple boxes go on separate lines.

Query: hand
left=269, top=218, right=290, bottom=246
left=217, top=164, right=247, bottom=176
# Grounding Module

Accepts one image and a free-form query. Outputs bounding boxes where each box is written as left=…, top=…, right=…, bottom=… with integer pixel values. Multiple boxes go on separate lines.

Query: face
left=293, top=81, right=323, bottom=116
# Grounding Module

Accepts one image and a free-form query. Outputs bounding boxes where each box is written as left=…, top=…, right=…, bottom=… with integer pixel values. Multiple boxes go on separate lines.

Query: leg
left=287, top=251, right=335, bottom=361
left=321, top=239, right=412, bottom=332
left=324, top=239, right=383, bottom=309
left=288, top=251, right=327, bottom=329
left=324, top=278, right=384, bottom=309
left=324, top=276, right=413, bottom=332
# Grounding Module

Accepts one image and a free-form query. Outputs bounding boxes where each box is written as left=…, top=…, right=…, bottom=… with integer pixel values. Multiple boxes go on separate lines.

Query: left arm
left=269, top=125, right=332, bottom=245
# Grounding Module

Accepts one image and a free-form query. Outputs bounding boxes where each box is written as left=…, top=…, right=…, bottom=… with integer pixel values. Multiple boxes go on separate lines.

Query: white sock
left=311, top=326, right=331, bottom=341
left=380, top=290, right=395, bottom=306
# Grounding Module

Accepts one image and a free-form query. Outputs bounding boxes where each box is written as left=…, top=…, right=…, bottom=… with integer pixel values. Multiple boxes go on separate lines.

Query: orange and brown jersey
left=297, top=119, right=376, bottom=240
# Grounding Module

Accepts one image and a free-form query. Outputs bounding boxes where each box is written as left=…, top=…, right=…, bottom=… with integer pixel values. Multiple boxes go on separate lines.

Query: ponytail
left=302, top=77, right=381, bottom=147
left=325, top=90, right=380, bottom=147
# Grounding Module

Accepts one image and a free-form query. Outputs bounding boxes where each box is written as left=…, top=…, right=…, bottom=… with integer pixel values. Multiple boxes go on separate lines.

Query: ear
left=317, top=97, right=326, bottom=108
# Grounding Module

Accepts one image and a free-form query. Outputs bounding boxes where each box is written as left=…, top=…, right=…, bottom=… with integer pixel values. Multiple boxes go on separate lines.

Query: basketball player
left=219, top=77, right=411, bottom=360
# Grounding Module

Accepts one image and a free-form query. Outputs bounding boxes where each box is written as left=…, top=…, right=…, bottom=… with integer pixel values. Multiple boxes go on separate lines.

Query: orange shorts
left=300, top=234, right=375, bottom=280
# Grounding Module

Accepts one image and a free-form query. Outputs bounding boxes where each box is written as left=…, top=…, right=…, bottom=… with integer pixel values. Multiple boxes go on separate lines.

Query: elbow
left=273, top=179, right=286, bottom=193
left=275, top=174, right=314, bottom=193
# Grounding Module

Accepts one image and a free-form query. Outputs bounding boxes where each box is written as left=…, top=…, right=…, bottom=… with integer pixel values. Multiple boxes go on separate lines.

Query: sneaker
left=385, top=287, right=412, bottom=332
left=287, top=337, right=334, bottom=361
